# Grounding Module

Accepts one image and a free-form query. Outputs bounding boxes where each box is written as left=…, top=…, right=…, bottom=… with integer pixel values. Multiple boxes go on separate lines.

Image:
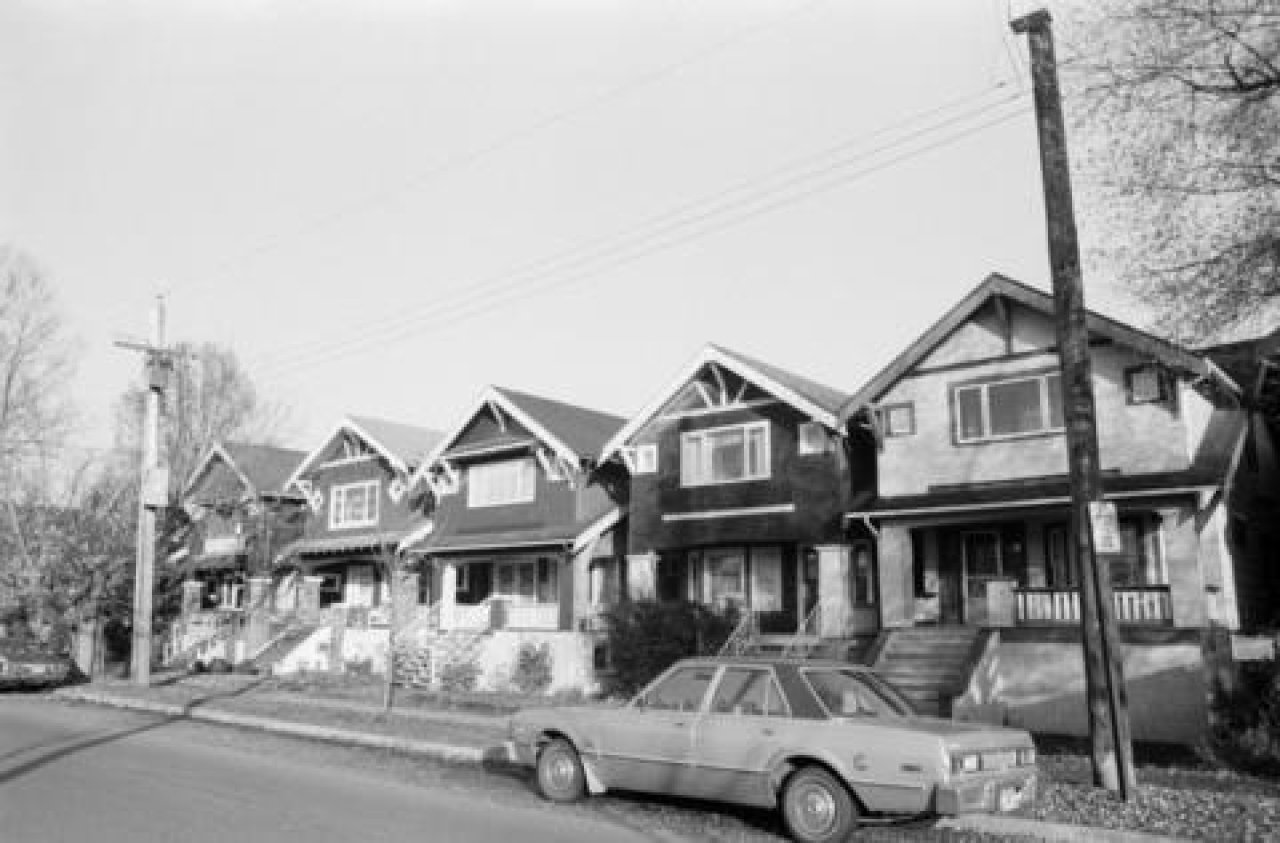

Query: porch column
left=1159, top=506, right=1207, bottom=628
left=392, top=568, right=420, bottom=629
left=298, top=575, right=323, bottom=621
left=567, top=549, right=590, bottom=631
left=244, top=576, right=274, bottom=656
left=879, top=525, right=914, bottom=628
left=815, top=545, right=852, bottom=637
left=627, top=552, right=657, bottom=601
left=181, top=580, right=204, bottom=618
left=440, top=561, right=457, bottom=630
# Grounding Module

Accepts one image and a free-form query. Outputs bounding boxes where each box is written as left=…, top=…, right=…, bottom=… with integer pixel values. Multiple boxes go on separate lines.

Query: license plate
left=999, top=786, right=1023, bottom=812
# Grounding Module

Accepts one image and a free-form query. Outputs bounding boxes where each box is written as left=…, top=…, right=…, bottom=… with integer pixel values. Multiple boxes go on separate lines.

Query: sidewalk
left=52, top=676, right=1185, bottom=843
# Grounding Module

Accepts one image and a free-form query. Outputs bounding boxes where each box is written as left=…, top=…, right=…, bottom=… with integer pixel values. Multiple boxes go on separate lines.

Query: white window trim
left=954, top=372, right=1064, bottom=444
left=328, top=480, right=379, bottom=530
left=680, top=420, right=771, bottom=488
left=466, top=457, right=537, bottom=508
left=634, top=443, right=658, bottom=474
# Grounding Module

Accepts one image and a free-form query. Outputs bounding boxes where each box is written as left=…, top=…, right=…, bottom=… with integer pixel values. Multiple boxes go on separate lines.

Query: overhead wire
left=256, top=90, right=1033, bottom=376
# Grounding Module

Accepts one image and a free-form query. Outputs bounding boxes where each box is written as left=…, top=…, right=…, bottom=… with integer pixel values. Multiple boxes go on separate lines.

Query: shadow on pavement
left=0, top=713, right=181, bottom=785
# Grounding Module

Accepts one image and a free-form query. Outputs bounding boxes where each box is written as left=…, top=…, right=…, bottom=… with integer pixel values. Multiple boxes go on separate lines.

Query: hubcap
left=544, top=751, right=576, bottom=792
left=793, top=783, right=837, bottom=836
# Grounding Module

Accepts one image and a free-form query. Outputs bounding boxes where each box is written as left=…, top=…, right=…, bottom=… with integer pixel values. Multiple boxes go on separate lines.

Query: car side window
left=804, top=670, right=901, bottom=718
left=710, top=668, right=789, bottom=717
left=641, top=666, right=717, bottom=712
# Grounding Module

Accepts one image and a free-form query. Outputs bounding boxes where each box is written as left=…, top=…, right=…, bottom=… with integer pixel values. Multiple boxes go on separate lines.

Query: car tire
left=535, top=738, right=586, bottom=803
left=780, top=766, right=858, bottom=843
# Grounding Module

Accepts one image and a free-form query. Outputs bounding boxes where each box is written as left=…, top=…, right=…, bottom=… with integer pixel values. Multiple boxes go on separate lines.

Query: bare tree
left=114, top=342, right=292, bottom=507
left=0, top=247, right=78, bottom=497
left=1064, top=0, right=1280, bottom=342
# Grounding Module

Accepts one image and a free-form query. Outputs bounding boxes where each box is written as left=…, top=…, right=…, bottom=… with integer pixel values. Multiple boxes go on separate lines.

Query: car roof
left=675, top=655, right=874, bottom=671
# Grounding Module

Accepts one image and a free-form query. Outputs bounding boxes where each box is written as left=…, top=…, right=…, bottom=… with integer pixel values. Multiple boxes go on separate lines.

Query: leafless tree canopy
left=0, top=247, right=77, bottom=495
left=1065, top=0, right=1280, bottom=342
left=114, top=342, right=291, bottom=506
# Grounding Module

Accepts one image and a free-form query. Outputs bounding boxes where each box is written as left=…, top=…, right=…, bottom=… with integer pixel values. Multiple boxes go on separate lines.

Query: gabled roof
left=285, top=415, right=445, bottom=491
left=184, top=441, right=307, bottom=498
left=600, top=343, right=851, bottom=461
left=411, top=386, right=625, bottom=488
left=838, top=272, right=1221, bottom=423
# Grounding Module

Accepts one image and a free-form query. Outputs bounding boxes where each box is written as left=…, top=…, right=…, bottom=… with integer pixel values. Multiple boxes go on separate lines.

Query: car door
left=597, top=664, right=717, bottom=796
left=688, top=666, right=789, bottom=806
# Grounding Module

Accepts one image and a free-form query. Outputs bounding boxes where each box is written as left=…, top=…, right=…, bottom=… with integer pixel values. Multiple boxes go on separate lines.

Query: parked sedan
left=508, top=656, right=1036, bottom=843
left=0, top=640, right=78, bottom=691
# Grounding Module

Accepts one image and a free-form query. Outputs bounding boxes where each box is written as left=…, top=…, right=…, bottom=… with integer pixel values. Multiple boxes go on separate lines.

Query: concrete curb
left=54, top=688, right=496, bottom=766
left=54, top=688, right=1189, bottom=843
left=937, top=815, right=1184, bottom=842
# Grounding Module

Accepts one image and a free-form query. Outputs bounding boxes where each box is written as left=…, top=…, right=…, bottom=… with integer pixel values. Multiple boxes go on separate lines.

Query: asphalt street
left=0, top=696, right=652, bottom=843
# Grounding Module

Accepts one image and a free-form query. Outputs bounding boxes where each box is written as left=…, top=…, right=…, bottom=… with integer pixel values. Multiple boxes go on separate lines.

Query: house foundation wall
left=954, top=638, right=1210, bottom=744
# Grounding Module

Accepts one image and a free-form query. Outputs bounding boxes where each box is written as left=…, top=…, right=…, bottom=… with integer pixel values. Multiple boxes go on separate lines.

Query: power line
left=96, top=0, right=833, bottom=327
left=258, top=95, right=1032, bottom=376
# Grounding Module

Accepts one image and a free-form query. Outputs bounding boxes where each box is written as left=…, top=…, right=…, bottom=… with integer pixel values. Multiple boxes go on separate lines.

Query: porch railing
left=1015, top=585, right=1173, bottom=626
left=504, top=601, right=560, bottom=630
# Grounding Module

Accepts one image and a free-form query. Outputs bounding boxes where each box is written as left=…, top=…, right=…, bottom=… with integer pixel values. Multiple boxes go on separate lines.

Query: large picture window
left=467, top=457, right=536, bottom=508
left=680, top=421, right=769, bottom=486
left=329, top=481, right=378, bottom=529
left=953, top=372, right=1064, bottom=443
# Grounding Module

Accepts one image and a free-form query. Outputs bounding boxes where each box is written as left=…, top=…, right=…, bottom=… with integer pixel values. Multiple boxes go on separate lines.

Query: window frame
left=880, top=402, right=916, bottom=438
left=1125, top=365, right=1172, bottom=406
left=328, top=480, right=379, bottom=530
left=635, top=664, right=719, bottom=712
left=679, top=420, right=771, bottom=487
left=466, top=457, right=537, bottom=508
left=951, top=369, right=1065, bottom=445
left=709, top=667, right=791, bottom=718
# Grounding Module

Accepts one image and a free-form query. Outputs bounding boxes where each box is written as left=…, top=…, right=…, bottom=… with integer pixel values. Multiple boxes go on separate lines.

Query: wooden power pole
left=1011, top=9, right=1136, bottom=798
left=115, top=296, right=175, bottom=686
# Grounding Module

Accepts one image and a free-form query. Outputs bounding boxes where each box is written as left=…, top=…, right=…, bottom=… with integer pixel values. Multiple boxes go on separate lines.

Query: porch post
left=626, top=552, right=657, bottom=600
left=815, top=545, right=852, bottom=637
left=181, top=580, right=204, bottom=618
left=244, top=576, right=273, bottom=657
left=878, top=526, right=914, bottom=627
left=568, top=548, right=591, bottom=631
left=440, top=561, right=457, bottom=630
left=1159, top=506, right=1207, bottom=628
left=299, top=575, right=323, bottom=621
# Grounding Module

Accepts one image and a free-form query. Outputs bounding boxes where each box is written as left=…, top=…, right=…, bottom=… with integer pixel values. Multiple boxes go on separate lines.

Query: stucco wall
left=876, top=305, right=1208, bottom=498
left=955, top=639, right=1210, bottom=744
left=472, top=630, right=600, bottom=694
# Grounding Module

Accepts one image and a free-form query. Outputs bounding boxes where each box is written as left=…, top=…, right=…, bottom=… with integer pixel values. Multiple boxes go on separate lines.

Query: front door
left=962, top=531, right=1002, bottom=624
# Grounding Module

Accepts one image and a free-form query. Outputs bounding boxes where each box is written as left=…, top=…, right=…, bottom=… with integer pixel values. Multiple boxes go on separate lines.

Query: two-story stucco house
left=602, top=344, right=878, bottom=650
left=840, top=273, right=1252, bottom=741
left=398, top=386, right=627, bottom=692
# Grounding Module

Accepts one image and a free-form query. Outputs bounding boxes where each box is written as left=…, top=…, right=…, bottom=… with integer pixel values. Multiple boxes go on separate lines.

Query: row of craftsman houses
left=171, top=273, right=1280, bottom=743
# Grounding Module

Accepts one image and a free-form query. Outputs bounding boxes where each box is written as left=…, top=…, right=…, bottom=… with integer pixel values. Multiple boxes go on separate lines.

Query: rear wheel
left=535, top=738, right=586, bottom=803
left=780, top=766, right=858, bottom=843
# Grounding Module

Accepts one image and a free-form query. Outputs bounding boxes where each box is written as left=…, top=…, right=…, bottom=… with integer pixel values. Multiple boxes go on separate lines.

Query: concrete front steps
left=870, top=626, right=984, bottom=717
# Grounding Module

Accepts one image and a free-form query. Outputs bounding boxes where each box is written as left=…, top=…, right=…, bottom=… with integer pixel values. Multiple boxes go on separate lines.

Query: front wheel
left=780, top=766, right=858, bottom=843
left=535, top=738, right=586, bottom=803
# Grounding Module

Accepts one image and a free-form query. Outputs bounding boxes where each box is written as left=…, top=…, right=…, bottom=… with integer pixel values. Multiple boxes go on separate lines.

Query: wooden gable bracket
left=536, top=447, right=564, bottom=482
left=487, top=401, right=508, bottom=432
left=430, top=460, right=461, bottom=497
left=993, top=295, right=1013, bottom=355
left=692, top=378, right=716, bottom=409
left=559, top=455, right=580, bottom=489
left=709, top=362, right=730, bottom=405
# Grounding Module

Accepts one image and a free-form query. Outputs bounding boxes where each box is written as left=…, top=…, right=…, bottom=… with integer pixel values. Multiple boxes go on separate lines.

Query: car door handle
left=673, top=721, right=688, bottom=728
left=761, top=728, right=775, bottom=737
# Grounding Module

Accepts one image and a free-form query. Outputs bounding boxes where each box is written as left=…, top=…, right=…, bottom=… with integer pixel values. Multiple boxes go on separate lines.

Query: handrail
left=718, top=610, right=759, bottom=657
left=781, top=603, right=823, bottom=659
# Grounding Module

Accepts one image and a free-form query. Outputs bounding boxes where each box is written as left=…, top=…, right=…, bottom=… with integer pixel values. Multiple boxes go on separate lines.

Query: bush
left=1210, top=659, right=1280, bottom=775
left=512, top=642, right=554, bottom=695
left=601, top=600, right=738, bottom=697
left=439, top=657, right=481, bottom=693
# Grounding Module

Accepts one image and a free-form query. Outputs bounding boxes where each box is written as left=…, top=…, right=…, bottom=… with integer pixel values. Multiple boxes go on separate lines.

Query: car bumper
left=506, top=739, right=538, bottom=767
left=933, top=770, right=1037, bottom=815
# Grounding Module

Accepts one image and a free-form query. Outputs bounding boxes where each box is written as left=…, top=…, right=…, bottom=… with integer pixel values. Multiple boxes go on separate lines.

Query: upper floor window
left=953, top=371, right=1063, bottom=443
left=1125, top=365, right=1172, bottom=405
left=680, top=421, right=769, bottom=486
left=329, top=481, right=378, bottom=529
left=467, top=457, right=536, bottom=508
left=880, top=403, right=915, bottom=438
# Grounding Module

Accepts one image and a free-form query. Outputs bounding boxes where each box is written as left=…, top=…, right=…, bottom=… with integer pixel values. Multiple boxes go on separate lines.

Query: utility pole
left=1011, top=9, right=1136, bottom=798
left=115, top=296, right=175, bottom=686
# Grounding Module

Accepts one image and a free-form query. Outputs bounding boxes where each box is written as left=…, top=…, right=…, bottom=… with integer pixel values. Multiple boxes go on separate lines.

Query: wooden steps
left=872, top=627, right=983, bottom=717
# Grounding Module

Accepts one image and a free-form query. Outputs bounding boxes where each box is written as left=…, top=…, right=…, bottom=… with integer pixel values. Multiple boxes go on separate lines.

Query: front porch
left=871, top=496, right=1221, bottom=632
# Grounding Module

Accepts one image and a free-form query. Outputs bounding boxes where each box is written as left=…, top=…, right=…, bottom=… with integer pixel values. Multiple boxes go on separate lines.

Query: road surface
left=0, top=695, right=654, bottom=843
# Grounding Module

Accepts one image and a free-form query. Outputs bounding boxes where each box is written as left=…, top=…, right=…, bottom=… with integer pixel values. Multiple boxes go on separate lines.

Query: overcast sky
left=2, top=0, right=1130, bottom=457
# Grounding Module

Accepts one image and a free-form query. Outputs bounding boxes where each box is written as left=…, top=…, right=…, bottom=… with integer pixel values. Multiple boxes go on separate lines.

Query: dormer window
left=680, top=421, right=770, bottom=487
left=467, top=457, right=536, bottom=508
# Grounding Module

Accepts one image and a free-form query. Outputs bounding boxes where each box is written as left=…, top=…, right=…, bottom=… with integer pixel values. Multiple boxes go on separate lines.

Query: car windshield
left=802, top=669, right=915, bottom=718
